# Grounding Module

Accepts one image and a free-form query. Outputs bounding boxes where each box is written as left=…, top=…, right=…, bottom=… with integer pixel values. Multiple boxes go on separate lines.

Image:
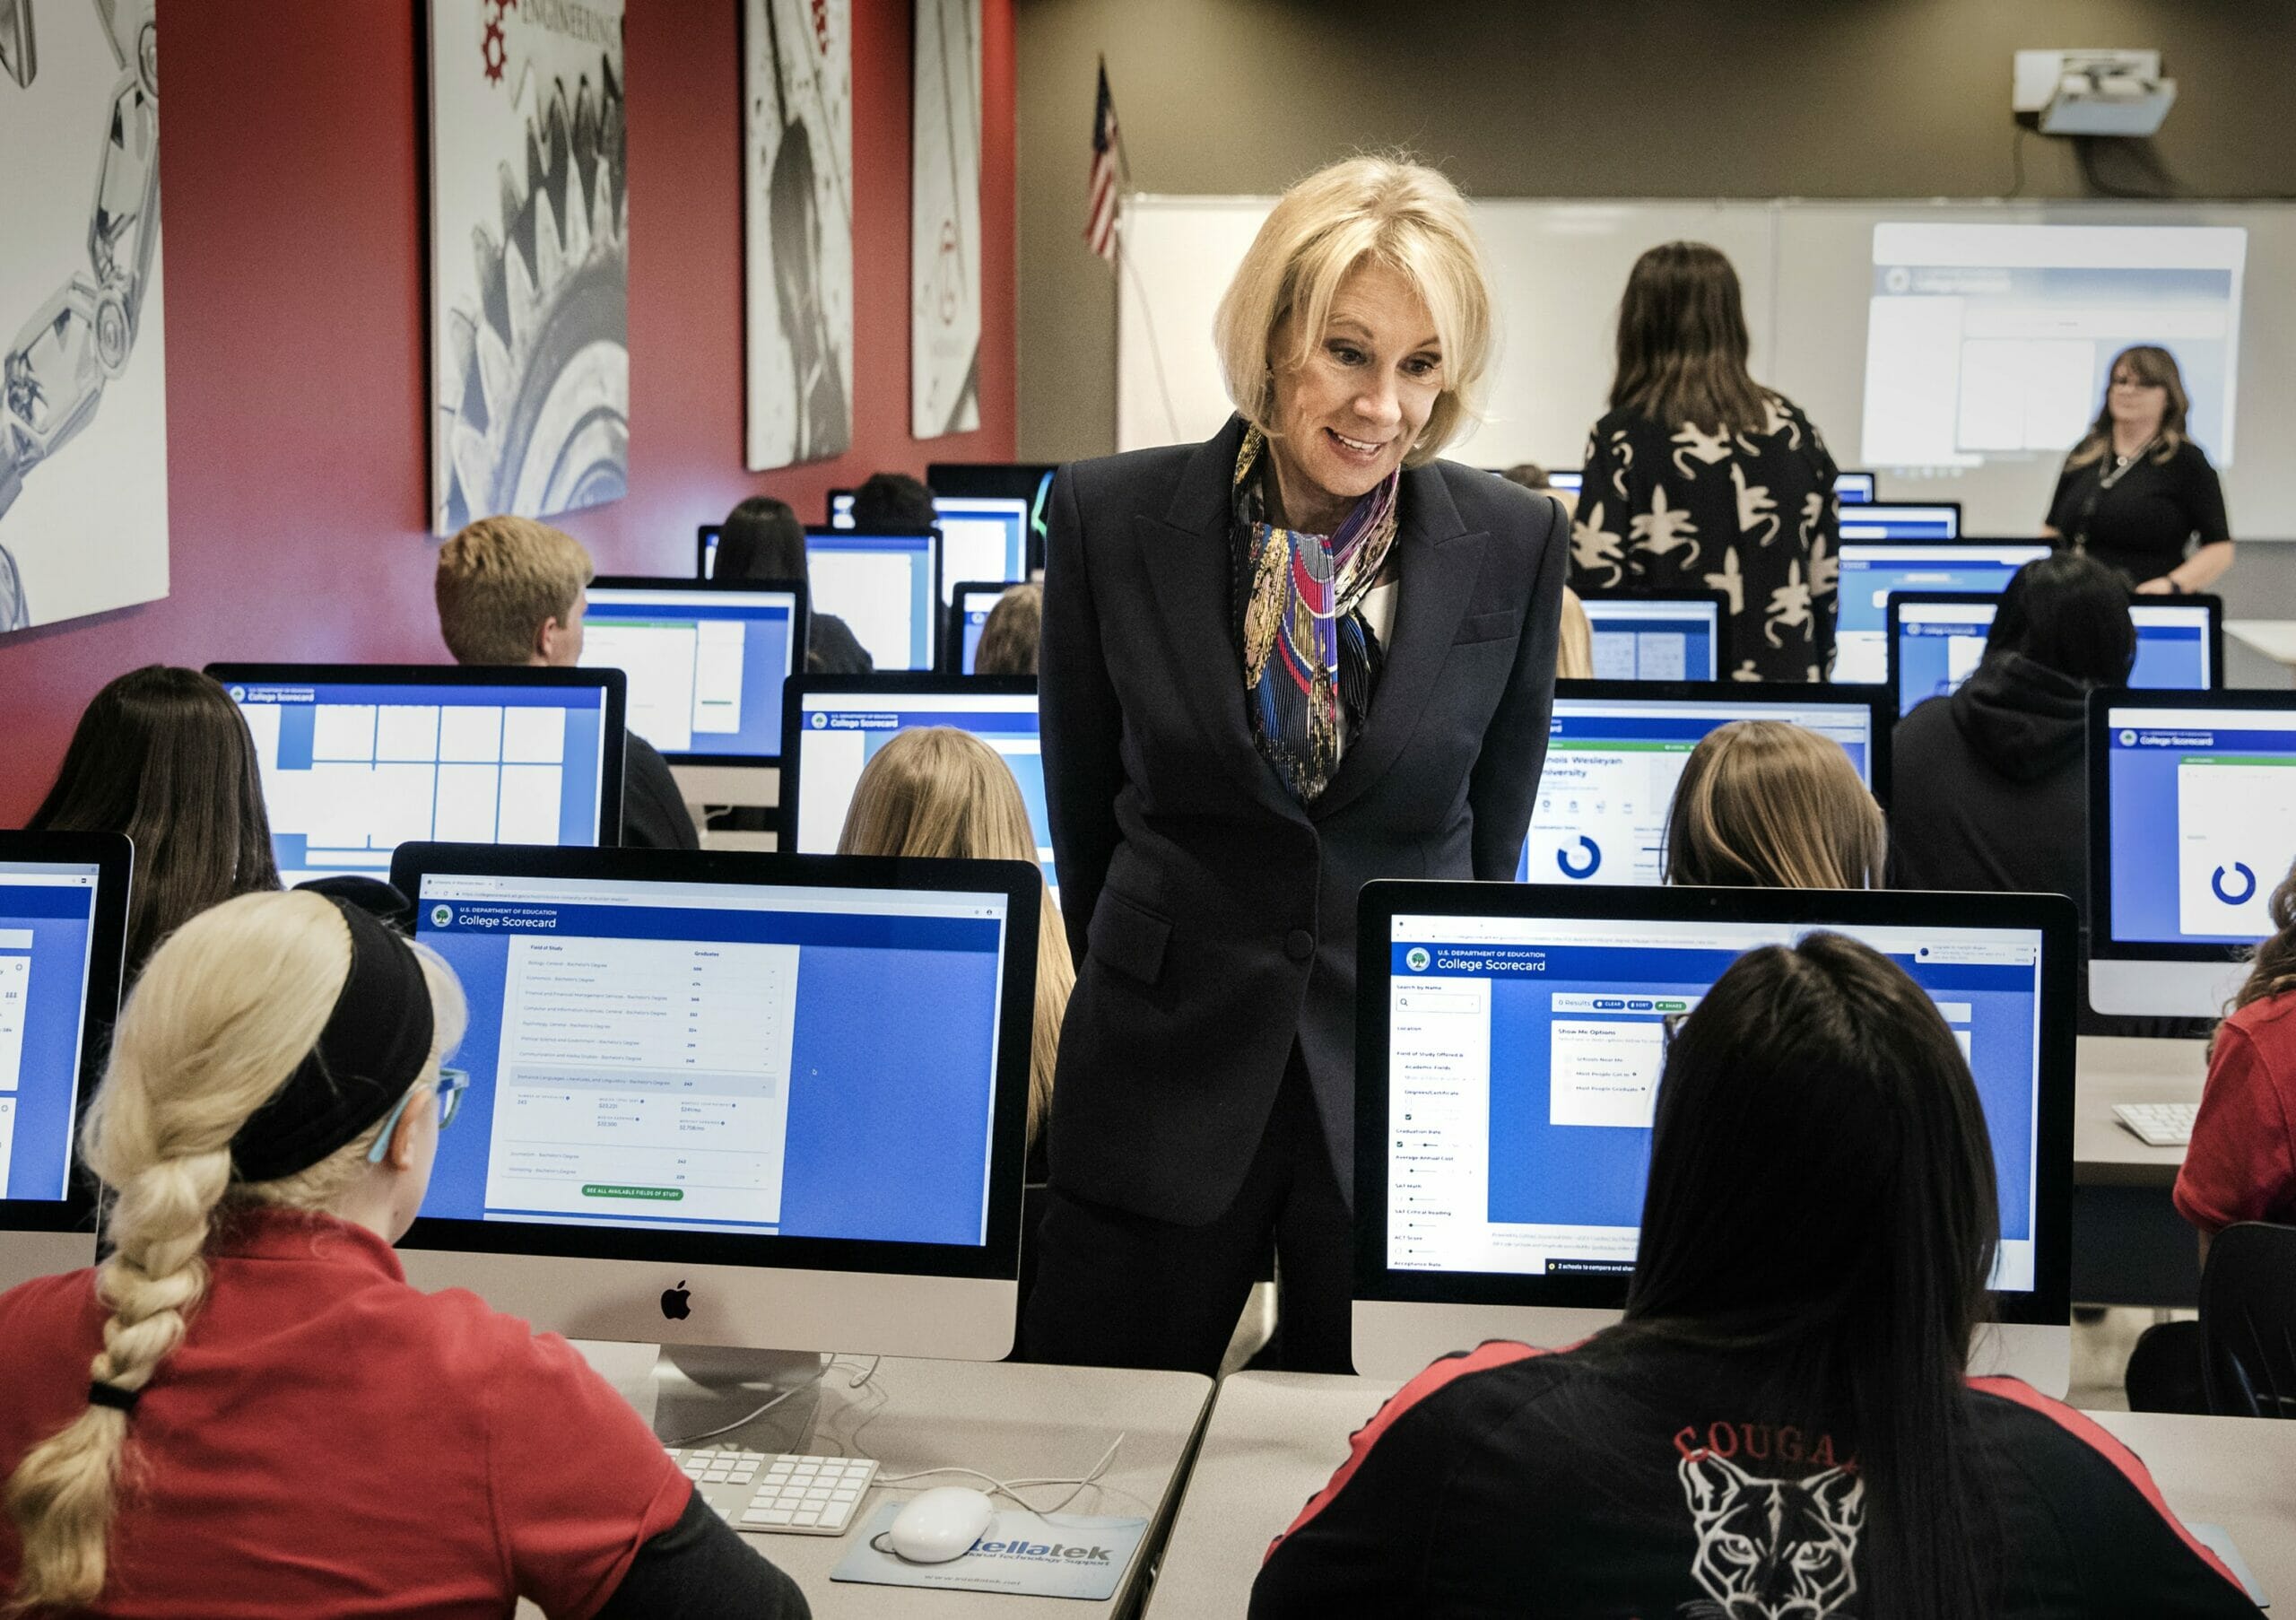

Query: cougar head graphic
left=1678, top=1451, right=1864, bottom=1619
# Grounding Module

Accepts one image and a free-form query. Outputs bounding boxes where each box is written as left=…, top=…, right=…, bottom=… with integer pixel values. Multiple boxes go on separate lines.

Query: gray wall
left=1016, top=0, right=2296, bottom=468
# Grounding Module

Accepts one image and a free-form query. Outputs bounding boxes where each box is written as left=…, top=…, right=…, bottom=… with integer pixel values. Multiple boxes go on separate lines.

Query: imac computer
left=1831, top=540, right=2051, bottom=683
left=1837, top=501, right=1961, bottom=541
left=1835, top=471, right=1877, bottom=504
left=830, top=490, right=1030, bottom=597
left=1575, top=590, right=1726, bottom=682
left=208, top=665, right=626, bottom=887
left=0, top=832, right=131, bottom=1291
left=1524, top=681, right=1890, bottom=886
left=388, top=842, right=1039, bottom=1358
left=2088, top=691, right=2296, bottom=1017
left=782, top=677, right=1053, bottom=894
left=947, top=581, right=1015, bottom=675
left=803, top=527, right=940, bottom=671
left=928, top=463, right=1057, bottom=574
left=581, top=577, right=808, bottom=806
left=1889, top=591, right=2222, bottom=719
left=1352, top=881, right=2077, bottom=1393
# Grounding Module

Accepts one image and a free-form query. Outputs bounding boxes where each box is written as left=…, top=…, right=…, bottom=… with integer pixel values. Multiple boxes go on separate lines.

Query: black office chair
left=2198, top=1221, right=2296, bottom=1419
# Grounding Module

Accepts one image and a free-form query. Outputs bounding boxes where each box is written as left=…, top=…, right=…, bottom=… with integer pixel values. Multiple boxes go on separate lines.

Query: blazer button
left=1284, top=928, right=1316, bottom=962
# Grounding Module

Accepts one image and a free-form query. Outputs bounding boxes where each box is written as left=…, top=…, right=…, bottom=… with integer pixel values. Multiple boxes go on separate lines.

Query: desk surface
left=2226, top=619, right=2296, bottom=666
left=1145, top=1370, right=2292, bottom=1616
left=2077, top=1034, right=2208, bottom=1188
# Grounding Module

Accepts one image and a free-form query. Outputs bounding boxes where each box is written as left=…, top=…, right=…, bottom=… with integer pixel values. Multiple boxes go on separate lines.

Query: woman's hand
left=2135, top=576, right=2176, bottom=596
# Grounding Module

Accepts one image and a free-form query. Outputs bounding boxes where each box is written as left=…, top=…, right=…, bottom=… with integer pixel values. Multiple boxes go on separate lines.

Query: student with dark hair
left=26, top=666, right=283, bottom=977
left=973, top=583, right=1041, bottom=677
left=1252, top=934, right=2259, bottom=1618
left=1887, top=553, right=2135, bottom=925
left=1569, top=242, right=1839, bottom=683
left=717, top=494, right=872, bottom=675
left=849, top=472, right=938, bottom=533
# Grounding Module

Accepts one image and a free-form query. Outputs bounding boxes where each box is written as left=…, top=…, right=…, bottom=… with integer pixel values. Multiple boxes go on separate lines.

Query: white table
left=2226, top=619, right=2296, bottom=686
left=1144, top=1371, right=2293, bottom=1615
left=2074, top=1035, right=2210, bottom=1305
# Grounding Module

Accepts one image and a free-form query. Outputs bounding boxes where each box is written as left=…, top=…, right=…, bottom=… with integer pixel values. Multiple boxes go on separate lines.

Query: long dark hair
left=1985, top=553, right=2136, bottom=686
left=27, top=667, right=282, bottom=975
left=1609, top=933, right=2000, bottom=1619
left=2066, top=344, right=2190, bottom=469
left=718, top=494, right=808, bottom=581
left=1609, top=241, right=1769, bottom=436
left=851, top=473, right=937, bottom=531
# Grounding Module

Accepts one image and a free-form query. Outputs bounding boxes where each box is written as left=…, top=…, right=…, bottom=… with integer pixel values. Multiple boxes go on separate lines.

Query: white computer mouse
left=885, top=1485, right=996, bottom=1563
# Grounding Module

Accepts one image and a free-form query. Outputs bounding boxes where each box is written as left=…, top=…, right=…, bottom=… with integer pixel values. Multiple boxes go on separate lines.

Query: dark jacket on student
left=622, top=730, right=701, bottom=850
left=1887, top=653, right=2090, bottom=925
left=1251, top=1339, right=2260, bottom=1617
left=805, top=613, right=874, bottom=675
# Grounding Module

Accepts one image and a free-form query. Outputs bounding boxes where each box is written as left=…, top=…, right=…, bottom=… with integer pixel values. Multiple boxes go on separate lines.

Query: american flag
left=1084, top=61, right=1123, bottom=262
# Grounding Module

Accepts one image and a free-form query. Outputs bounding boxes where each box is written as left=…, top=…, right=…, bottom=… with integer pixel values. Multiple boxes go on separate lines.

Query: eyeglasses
left=366, top=1067, right=471, bottom=1163
left=2109, top=374, right=2166, bottom=390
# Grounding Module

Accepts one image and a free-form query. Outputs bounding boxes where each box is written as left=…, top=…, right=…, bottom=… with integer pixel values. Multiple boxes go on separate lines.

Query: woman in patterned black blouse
left=1569, top=243, right=1839, bottom=683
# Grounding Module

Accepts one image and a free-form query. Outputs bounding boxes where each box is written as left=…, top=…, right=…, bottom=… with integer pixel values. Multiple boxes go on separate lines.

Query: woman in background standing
left=1569, top=242, right=1839, bottom=683
left=2042, top=345, right=2232, bottom=596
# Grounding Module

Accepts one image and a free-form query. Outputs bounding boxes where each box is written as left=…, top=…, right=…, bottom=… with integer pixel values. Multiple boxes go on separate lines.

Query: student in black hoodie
left=1886, top=553, right=2134, bottom=927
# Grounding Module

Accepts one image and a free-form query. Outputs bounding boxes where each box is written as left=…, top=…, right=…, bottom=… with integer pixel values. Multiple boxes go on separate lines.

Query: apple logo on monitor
left=660, top=1280, right=691, bottom=1320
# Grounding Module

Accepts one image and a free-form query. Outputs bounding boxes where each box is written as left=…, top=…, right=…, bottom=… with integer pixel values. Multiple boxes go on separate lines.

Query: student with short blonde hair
left=433, top=515, right=700, bottom=849
left=1664, top=719, right=1884, bottom=889
left=0, top=892, right=805, bottom=1616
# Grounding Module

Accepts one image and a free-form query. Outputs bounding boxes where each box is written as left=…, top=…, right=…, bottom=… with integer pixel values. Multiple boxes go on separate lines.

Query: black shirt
left=1252, top=1339, right=2259, bottom=1618
left=805, top=612, right=874, bottom=675
left=621, top=729, right=700, bottom=849
left=2046, top=438, right=2230, bottom=587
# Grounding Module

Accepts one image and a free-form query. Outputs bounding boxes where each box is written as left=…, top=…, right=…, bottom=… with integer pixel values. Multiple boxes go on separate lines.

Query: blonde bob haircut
left=1665, top=720, right=1885, bottom=891
left=4, top=891, right=467, bottom=1610
left=1213, top=156, right=1494, bottom=468
left=837, top=728, right=1074, bottom=1146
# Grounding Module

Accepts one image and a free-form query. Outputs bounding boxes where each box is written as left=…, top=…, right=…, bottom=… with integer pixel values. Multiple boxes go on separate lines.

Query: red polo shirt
left=0, top=1206, right=689, bottom=1617
left=2176, top=992, right=2296, bottom=1235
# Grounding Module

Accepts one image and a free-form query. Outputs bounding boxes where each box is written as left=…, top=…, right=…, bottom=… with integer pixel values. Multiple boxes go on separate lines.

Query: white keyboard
left=2114, top=1102, right=2198, bottom=1148
left=665, top=1448, right=878, bottom=1537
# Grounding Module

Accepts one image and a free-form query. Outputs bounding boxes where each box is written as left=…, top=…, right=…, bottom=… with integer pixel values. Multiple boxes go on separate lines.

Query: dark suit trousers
left=1019, top=1049, right=1352, bottom=1377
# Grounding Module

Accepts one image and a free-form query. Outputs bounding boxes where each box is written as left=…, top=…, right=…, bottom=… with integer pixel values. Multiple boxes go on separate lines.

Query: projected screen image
left=582, top=587, right=800, bottom=760
left=227, top=681, right=613, bottom=886
left=1382, top=911, right=2042, bottom=1293
left=1833, top=543, right=2051, bottom=683
left=0, top=862, right=101, bottom=1202
left=1896, top=599, right=2213, bottom=717
left=1579, top=598, right=1721, bottom=682
left=1522, top=694, right=1875, bottom=886
left=808, top=533, right=938, bottom=670
left=1861, top=222, right=2246, bottom=472
left=2103, top=705, right=2296, bottom=948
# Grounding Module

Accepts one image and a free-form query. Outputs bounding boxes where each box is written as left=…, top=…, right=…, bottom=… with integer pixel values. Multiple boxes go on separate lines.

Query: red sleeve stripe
left=1264, top=1340, right=1552, bottom=1562
left=1968, top=1375, right=2247, bottom=1594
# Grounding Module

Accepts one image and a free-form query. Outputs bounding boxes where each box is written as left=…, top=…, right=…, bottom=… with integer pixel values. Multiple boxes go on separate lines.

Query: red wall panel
left=0, top=0, right=1016, bottom=825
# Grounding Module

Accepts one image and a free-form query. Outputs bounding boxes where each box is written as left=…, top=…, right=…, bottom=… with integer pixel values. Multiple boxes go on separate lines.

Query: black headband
left=228, top=900, right=436, bottom=1183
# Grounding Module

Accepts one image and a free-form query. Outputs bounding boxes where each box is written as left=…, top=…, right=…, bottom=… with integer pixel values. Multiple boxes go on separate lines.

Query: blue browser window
left=1522, top=698, right=1874, bottom=885
left=583, top=587, right=799, bottom=760
left=1580, top=599, right=1719, bottom=681
left=794, top=692, right=1052, bottom=895
left=411, top=875, right=1010, bottom=1244
left=227, top=682, right=612, bottom=886
left=957, top=587, right=1007, bottom=674
left=0, top=864, right=100, bottom=1202
left=1897, top=602, right=2212, bottom=717
left=1835, top=472, right=1876, bottom=504
left=1834, top=543, right=2049, bottom=682
left=1837, top=504, right=1961, bottom=541
left=807, top=533, right=938, bottom=670
left=1382, top=914, right=2041, bottom=1293
left=2104, top=706, right=2296, bottom=946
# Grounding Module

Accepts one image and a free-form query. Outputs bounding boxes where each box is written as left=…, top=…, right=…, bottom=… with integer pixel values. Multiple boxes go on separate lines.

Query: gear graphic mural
left=435, top=52, right=628, bottom=536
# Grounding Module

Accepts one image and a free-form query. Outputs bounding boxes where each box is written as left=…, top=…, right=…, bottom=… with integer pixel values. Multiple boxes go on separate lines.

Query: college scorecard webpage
left=408, top=871, right=1011, bottom=1247
left=2103, top=703, right=2296, bottom=948
left=0, top=862, right=102, bottom=1200
left=1381, top=911, right=2043, bottom=1295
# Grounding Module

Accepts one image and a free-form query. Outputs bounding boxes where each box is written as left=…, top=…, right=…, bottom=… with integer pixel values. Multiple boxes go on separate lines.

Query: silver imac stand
left=652, top=1346, right=830, bottom=1450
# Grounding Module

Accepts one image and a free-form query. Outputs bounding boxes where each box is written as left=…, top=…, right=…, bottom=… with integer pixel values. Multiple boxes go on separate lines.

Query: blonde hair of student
left=1213, top=155, right=1495, bottom=468
left=4, top=892, right=467, bottom=1610
left=837, top=728, right=1073, bottom=1145
left=974, top=583, right=1042, bottom=677
left=1557, top=588, right=1595, bottom=680
left=434, top=514, right=595, bottom=664
left=1664, top=720, right=1885, bottom=890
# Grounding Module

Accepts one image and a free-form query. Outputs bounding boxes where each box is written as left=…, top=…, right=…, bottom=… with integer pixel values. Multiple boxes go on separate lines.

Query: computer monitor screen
left=1837, top=501, right=1961, bottom=540
left=828, top=493, right=1026, bottom=599
left=927, top=462, right=1057, bottom=572
left=1483, top=469, right=1582, bottom=495
left=830, top=490, right=856, bottom=527
left=390, top=843, right=1038, bottom=1357
left=804, top=527, right=940, bottom=671
left=1353, top=882, right=2074, bottom=1379
left=209, top=666, right=626, bottom=888
left=0, top=832, right=130, bottom=1287
left=582, top=579, right=807, bottom=763
left=1576, top=593, right=1724, bottom=681
left=1890, top=592, right=2220, bottom=718
left=1835, top=471, right=1877, bottom=503
left=1524, top=682, right=1887, bottom=886
left=1832, top=541, right=2051, bottom=683
left=784, top=679, right=1053, bottom=894
left=2089, top=692, right=2296, bottom=1015
left=949, top=582, right=1011, bottom=675
left=699, top=525, right=719, bottom=579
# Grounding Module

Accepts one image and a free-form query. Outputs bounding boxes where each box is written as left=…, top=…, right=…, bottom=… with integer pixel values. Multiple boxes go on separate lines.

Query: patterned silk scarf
left=1231, top=425, right=1403, bottom=804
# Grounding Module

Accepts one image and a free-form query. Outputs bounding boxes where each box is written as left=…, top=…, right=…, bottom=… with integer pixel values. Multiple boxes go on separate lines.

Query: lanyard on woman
left=2071, top=432, right=2160, bottom=551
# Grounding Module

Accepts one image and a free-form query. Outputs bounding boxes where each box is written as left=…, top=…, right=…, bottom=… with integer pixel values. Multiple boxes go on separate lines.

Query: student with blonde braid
left=1663, top=719, right=1885, bottom=890
left=0, top=891, right=807, bottom=1618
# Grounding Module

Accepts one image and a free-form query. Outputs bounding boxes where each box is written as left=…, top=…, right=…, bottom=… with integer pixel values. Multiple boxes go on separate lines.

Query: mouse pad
left=830, top=1503, right=1149, bottom=1600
